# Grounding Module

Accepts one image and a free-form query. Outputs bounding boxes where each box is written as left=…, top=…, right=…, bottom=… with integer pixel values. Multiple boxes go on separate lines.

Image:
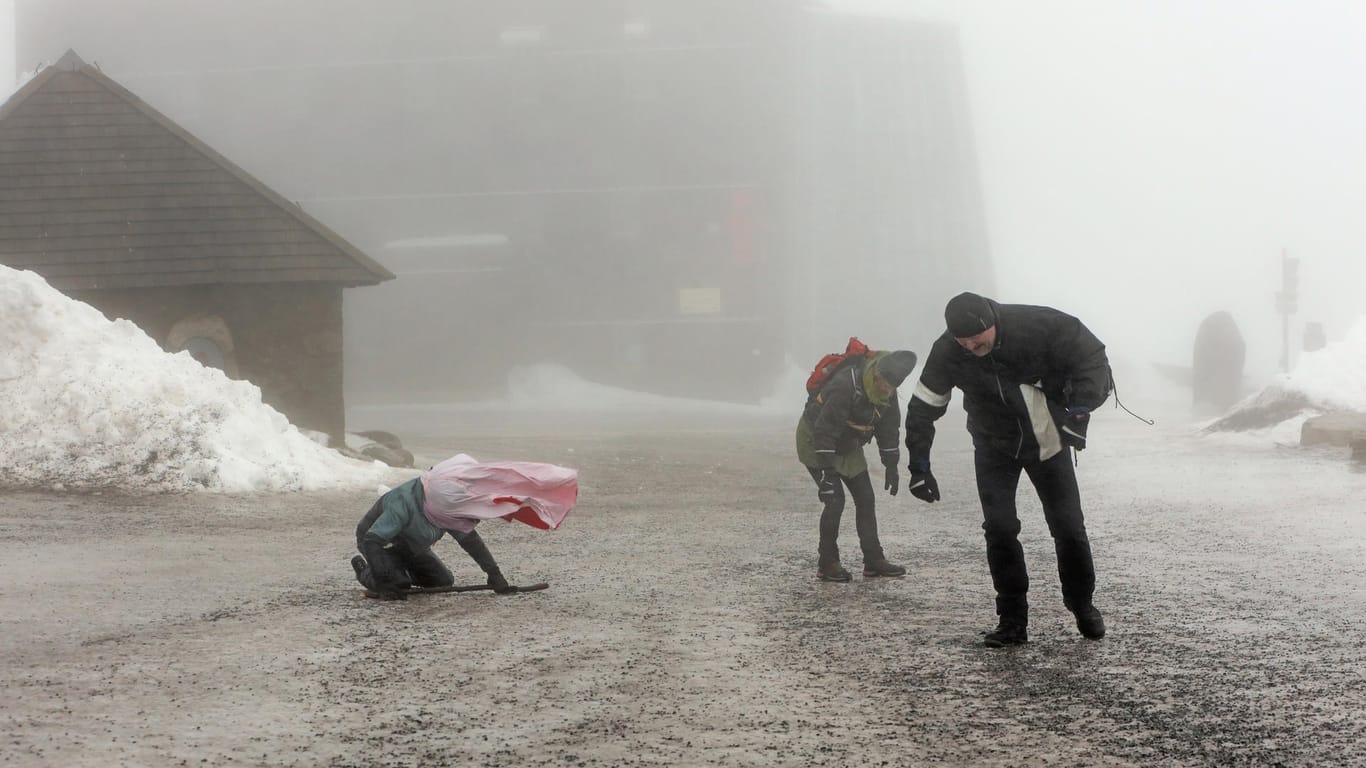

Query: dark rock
left=355, top=430, right=405, bottom=451
left=1299, top=412, right=1366, bottom=447
left=361, top=443, right=414, bottom=468
left=334, top=445, right=369, bottom=462
left=1205, top=391, right=1310, bottom=432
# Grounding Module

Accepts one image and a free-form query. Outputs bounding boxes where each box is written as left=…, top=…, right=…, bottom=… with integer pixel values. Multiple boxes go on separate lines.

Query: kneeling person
left=351, top=453, right=578, bottom=599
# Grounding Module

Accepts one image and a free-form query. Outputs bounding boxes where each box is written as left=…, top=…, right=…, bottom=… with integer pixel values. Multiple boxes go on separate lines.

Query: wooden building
left=0, top=50, right=394, bottom=440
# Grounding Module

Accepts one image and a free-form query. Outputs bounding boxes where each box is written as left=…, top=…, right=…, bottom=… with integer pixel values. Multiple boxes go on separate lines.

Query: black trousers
left=807, top=467, right=885, bottom=565
left=974, top=445, right=1096, bottom=625
left=355, top=540, right=455, bottom=592
left=354, top=499, right=454, bottom=592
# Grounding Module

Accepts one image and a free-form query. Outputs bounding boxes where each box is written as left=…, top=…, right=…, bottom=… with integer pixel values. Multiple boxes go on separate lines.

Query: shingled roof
left=0, top=50, right=394, bottom=290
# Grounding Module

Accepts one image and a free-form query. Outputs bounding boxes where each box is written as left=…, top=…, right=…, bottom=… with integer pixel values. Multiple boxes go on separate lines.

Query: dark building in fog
left=14, top=0, right=993, bottom=404
left=0, top=50, right=393, bottom=439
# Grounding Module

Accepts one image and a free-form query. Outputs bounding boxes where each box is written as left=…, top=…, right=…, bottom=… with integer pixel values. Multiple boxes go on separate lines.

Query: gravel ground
left=2, top=412, right=1364, bottom=767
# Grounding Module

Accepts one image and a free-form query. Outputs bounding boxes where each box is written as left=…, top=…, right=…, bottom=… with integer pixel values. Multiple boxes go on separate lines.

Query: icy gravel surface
left=2, top=414, right=1363, bottom=766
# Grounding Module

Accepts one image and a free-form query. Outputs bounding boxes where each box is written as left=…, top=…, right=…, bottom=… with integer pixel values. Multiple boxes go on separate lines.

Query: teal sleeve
left=365, top=482, right=417, bottom=542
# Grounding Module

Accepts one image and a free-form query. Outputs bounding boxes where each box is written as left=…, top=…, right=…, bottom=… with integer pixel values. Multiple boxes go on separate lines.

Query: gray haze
left=839, top=0, right=1366, bottom=381
left=8, top=0, right=1365, bottom=404
left=0, top=2, right=11, bottom=89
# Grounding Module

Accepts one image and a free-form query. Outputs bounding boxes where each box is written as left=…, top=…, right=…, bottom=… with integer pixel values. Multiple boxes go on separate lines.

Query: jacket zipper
left=990, top=356, right=1026, bottom=459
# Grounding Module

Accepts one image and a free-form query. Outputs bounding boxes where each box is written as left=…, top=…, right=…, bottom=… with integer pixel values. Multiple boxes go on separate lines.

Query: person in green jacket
left=351, top=477, right=512, bottom=600
left=796, top=348, right=918, bottom=582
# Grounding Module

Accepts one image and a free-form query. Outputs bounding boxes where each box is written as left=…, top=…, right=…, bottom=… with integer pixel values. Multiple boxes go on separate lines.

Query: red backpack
left=805, top=337, right=873, bottom=400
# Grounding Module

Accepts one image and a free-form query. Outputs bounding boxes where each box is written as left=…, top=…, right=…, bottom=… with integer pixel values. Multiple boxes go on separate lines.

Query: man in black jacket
left=904, top=292, right=1110, bottom=647
left=797, top=349, right=918, bottom=582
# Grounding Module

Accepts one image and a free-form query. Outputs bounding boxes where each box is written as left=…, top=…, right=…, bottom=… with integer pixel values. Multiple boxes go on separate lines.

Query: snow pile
left=0, top=265, right=388, bottom=492
left=1205, top=316, right=1366, bottom=434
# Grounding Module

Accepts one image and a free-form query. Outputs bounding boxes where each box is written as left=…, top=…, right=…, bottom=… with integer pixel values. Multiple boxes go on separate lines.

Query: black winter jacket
left=803, top=359, right=901, bottom=469
left=905, top=300, right=1111, bottom=465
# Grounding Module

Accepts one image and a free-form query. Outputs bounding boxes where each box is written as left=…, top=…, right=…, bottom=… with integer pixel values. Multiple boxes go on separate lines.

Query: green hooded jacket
left=795, top=351, right=902, bottom=477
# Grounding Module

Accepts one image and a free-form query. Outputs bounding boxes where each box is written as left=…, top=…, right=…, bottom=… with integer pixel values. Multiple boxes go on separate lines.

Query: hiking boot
left=1073, top=603, right=1106, bottom=639
left=350, top=554, right=367, bottom=581
left=983, top=621, right=1028, bottom=648
left=817, top=562, right=852, bottom=583
left=862, top=559, right=907, bottom=578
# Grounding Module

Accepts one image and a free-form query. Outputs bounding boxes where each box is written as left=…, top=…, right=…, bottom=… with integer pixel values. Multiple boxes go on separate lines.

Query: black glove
left=883, top=464, right=899, bottom=496
left=906, top=466, right=940, bottom=503
left=487, top=568, right=515, bottom=594
left=1059, top=406, right=1091, bottom=450
left=816, top=468, right=839, bottom=502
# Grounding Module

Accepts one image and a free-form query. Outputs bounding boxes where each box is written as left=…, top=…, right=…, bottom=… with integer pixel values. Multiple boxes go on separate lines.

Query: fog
left=839, top=0, right=1366, bottom=381
left=4, top=0, right=1364, bottom=410
left=4, top=9, right=1366, bottom=762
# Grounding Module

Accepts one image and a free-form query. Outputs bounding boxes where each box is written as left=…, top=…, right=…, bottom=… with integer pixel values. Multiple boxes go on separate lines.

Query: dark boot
left=983, top=621, right=1028, bottom=648
left=817, top=561, right=852, bottom=583
left=355, top=539, right=409, bottom=599
left=1073, top=603, right=1106, bottom=639
left=862, top=558, right=907, bottom=578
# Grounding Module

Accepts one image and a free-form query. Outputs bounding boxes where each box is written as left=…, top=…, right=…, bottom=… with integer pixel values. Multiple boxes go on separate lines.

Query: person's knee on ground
left=405, top=546, right=456, bottom=589
left=359, top=534, right=412, bottom=598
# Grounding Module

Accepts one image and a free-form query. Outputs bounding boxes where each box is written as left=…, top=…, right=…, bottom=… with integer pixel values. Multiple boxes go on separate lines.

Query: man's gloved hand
left=883, top=464, right=899, bottom=496
left=906, top=462, right=940, bottom=503
left=1059, top=406, right=1091, bottom=450
left=816, top=467, right=839, bottom=502
left=487, top=568, right=515, bottom=594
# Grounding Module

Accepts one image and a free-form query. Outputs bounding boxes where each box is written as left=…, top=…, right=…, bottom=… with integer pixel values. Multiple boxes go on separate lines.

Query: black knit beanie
left=944, top=292, right=996, bottom=338
left=875, top=350, right=918, bottom=388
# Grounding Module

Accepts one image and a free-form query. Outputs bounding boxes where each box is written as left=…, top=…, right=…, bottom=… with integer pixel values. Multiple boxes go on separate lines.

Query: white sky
left=833, top=0, right=1366, bottom=379
left=4, top=261, right=1361, bottom=491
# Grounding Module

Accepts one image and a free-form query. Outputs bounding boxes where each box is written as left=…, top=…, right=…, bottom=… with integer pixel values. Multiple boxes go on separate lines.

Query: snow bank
left=1205, top=316, right=1366, bottom=434
left=0, top=266, right=388, bottom=492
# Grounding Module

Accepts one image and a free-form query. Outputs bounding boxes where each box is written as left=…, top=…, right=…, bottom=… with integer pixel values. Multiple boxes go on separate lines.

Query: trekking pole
left=362, top=582, right=549, bottom=599
left=406, top=582, right=549, bottom=595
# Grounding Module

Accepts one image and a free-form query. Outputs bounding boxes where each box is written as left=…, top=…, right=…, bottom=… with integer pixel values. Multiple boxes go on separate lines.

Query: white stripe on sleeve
left=912, top=381, right=951, bottom=408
